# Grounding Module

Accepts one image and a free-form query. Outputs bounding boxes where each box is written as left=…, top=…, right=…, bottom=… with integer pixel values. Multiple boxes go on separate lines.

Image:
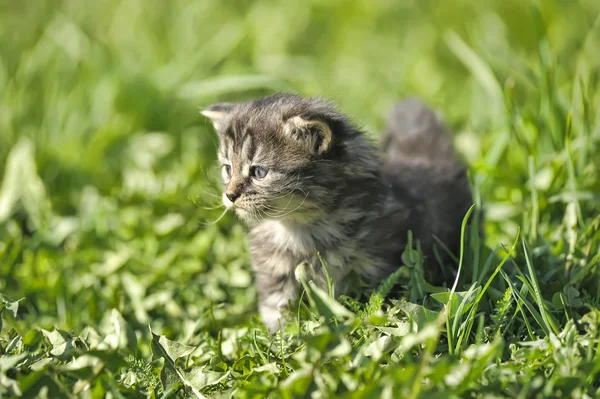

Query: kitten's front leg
left=254, top=267, right=300, bottom=333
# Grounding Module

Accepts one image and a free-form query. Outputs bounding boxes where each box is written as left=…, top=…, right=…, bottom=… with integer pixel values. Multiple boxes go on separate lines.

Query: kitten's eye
left=251, top=166, right=268, bottom=179
left=222, top=164, right=232, bottom=177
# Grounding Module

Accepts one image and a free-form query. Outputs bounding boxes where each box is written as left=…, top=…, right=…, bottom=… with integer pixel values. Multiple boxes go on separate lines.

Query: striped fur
left=203, top=93, right=474, bottom=332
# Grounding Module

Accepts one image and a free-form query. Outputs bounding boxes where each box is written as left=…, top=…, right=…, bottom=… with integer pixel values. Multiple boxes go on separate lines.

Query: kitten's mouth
left=221, top=193, right=260, bottom=221
left=222, top=193, right=235, bottom=209
left=222, top=191, right=314, bottom=223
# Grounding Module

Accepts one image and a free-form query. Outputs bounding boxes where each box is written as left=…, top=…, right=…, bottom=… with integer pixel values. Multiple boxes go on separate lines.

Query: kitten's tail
left=380, top=98, right=479, bottom=285
left=380, top=97, right=457, bottom=165
left=379, top=97, right=470, bottom=200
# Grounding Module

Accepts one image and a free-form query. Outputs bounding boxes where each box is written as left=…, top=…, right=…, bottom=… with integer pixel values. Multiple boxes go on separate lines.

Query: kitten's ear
left=284, top=116, right=332, bottom=154
left=201, top=102, right=236, bottom=131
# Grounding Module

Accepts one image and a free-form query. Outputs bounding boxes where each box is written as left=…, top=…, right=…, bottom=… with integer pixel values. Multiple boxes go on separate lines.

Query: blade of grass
left=520, top=239, right=560, bottom=335
left=501, top=271, right=537, bottom=341
left=528, top=156, right=539, bottom=241
left=446, top=204, right=474, bottom=355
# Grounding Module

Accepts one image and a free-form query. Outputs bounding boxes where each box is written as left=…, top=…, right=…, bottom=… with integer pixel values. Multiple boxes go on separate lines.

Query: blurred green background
left=1, top=0, right=600, bottom=395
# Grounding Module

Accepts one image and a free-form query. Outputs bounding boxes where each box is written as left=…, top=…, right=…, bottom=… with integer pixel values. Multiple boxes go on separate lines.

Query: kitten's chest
left=249, top=220, right=359, bottom=285
left=251, top=221, right=318, bottom=259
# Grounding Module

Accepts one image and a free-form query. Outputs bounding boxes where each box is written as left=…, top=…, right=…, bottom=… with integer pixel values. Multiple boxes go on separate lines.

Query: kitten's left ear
left=201, top=102, right=236, bottom=131
left=284, top=116, right=332, bottom=155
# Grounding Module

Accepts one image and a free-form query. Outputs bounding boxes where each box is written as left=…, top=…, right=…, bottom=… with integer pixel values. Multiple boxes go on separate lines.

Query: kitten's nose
left=226, top=191, right=241, bottom=203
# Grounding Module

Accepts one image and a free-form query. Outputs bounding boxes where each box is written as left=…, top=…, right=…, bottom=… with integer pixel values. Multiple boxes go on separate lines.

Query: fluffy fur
left=202, top=93, right=473, bottom=332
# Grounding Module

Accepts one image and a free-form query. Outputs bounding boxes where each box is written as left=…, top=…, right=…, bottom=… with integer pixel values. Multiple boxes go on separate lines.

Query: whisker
left=199, top=189, right=223, bottom=200
left=261, top=190, right=310, bottom=219
left=200, top=208, right=230, bottom=226
left=273, top=190, right=296, bottom=213
left=198, top=203, right=226, bottom=210
left=273, top=191, right=310, bottom=218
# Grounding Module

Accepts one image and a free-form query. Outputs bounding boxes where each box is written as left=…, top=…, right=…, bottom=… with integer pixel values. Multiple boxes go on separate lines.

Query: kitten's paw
left=294, top=261, right=328, bottom=289
left=260, top=305, right=286, bottom=334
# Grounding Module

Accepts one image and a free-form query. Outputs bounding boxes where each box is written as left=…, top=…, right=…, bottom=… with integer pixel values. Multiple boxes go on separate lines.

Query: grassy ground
left=1, top=0, right=600, bottom=397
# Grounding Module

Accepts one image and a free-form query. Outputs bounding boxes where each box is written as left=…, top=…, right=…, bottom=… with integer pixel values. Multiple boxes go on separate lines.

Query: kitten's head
left=202, top=93, right=353, bottom=224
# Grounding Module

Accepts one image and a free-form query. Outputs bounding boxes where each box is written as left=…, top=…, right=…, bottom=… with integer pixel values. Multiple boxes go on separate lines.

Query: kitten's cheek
left=222, top=193, right=233, bottom=209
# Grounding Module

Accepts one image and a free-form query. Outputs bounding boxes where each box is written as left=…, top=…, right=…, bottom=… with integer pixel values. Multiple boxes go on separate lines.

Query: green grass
left=1, top=0, right=600, bottom=397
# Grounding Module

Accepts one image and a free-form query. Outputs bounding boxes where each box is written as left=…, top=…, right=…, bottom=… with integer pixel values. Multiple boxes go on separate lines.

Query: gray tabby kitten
left=202, top=93, right=473, bottom=332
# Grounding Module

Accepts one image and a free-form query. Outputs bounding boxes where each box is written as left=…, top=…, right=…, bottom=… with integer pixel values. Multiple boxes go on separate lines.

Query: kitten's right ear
left=201, top=102, right=236, bottom=131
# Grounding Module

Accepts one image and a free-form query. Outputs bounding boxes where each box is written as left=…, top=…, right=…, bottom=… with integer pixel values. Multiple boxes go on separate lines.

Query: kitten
left=202, top=93, right=473, bottom=332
